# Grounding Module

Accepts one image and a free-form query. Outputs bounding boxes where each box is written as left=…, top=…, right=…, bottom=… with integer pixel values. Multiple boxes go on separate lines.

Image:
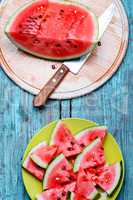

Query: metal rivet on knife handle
left=33, top=64, right=69, bottom=108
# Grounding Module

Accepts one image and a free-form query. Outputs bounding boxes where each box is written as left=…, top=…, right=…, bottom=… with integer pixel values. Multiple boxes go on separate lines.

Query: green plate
left=22, top=118, right=125, bottom=200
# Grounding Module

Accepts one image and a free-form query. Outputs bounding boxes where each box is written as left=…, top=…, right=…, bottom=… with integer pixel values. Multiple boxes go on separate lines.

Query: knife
left=33, top=3, right=115, bottom=107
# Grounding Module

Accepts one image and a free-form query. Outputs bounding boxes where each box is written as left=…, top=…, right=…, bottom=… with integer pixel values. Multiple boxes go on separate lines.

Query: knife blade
left=33, top=3, right=115, bottom=107
left=64, top=3, right=115, bottom=75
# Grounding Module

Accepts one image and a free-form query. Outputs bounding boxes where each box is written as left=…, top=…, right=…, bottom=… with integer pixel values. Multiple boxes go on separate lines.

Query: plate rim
left=22, top=118, right=125, bottom=200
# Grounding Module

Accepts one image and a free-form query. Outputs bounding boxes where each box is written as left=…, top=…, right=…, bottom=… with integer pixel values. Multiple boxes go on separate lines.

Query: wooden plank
left=0, top=69, right=60, bottom=199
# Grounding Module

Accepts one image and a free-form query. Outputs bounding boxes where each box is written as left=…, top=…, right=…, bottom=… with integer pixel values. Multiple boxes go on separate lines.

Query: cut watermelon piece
left=64, top=182, right=76, bottom=193
left=31, top=144, right=57, bottom=169
left=36, top=187, right=67, bottom=200
left=75, top=126, right=107, bottom=149
left=74, top=138, right=105, bottom=172
left=43, top=154, right=76, bottom=189
left=5, top=0, right=99, bottom=60
left=23, top=142, right=47, bottom=180
left=76, top=169, right=99, bottom=199
left=70, top=192, right=88, bottom=200
left=96, top=162, right=122, bottom=196
left=50, top=121, right=81, bottom=157
left=36, top=182, right=76, bottom=200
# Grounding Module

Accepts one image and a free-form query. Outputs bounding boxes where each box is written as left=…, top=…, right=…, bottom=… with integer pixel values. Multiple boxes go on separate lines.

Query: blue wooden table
left=0, top=0, right=132, bottom=199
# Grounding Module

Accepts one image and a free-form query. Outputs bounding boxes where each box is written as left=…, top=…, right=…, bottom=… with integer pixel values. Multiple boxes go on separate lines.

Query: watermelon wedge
left=75, top=169, right=99, bottom=199
left=23, top=142, right=47, bottom=180
left=75, top=126, right=107, bottom=149
left=50, top=121, right=81, bottom=157
left=74, top=138, right=105, bottom=172
left=43, top=154, right=76, bottom=190
left=36, top=187, right=67, bottom=200
left=70, top=192, right=88, bottom=200
left=96, top=162, right=122, bottom=196
left=5, top=0, right=99, bottom=60
left=31, top=144, right=57, bottom=169
left=36, top=182, right=76, bottom=200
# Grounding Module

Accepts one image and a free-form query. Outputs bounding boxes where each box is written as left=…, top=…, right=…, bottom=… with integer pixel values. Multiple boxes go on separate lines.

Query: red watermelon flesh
left=96, top=162, right=122, bottom=195
left=36, top=182, right=76, bottom=200
left=71, top=192, right=88, bottom=200
left=50, top=121, right=81, bottom=157
left=23, top=157, right=44, bottom=181
left=31, top=144, right=57, bottom=169
left=74, top=138, right=105, bottom=172
left=64, top=181, right=76, bottom=193
left=75, top=126, right=107, bottom=149
left=76, top=169, right=98, bottom=199
left=85, top=169, right=97, bottom=186
left=43, top=154, right=76, bottom=189
left=22, top=142, right=47, bottom=180
left=36, top=187, right=67, bottom=200
left=5, top=0, right=98, bottom=60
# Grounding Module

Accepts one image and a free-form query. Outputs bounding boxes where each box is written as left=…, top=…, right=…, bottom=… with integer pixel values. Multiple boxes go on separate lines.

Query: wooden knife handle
left=33, top=64, right=69, bottom=107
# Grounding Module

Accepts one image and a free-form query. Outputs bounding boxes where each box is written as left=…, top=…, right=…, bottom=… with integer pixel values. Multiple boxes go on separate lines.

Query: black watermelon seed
left=80, top=143, right=85, bottom=148
left=52, top=65, right=56, bottom=69
left=68, top=176, right=73, bottom=180
left=62, top=191, right=66, bottom=196
left=74, top=45, right=78, bottom=48
left=98, top=41, right=102, bottom=46
left=66, top=40, right=71, bottom=44
left=39, top=15, right=43, bottom=18
left=67, top=147, right=73, bottom=151
left=71, top=141, right=75, bottom=145
left=55, top=44, right=61, bottom=47
left=60, top=9, right=64, bottom=12
left=61, top=166, right=66, bottom=170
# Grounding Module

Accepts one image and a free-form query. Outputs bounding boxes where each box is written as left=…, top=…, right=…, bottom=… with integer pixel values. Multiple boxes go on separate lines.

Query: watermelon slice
left=43, top=154, right=76, bottom=190
left=74, top=138, right=105, bottom=172
left=31, top=144, right=57, bottom=169
left=96, top=162, right=122, bottom=196
left=75, top=126, right=107, bottom=149
left=5, top=0, right=99, bottom=60
left=75, top=169, right=99, bottom=199
left=70, top=192, right=88, bottom=200
left=50, top=121, right=81, bottom=157
left=36, top=187, right=67, bottom=200
left=36, top=182, right=76, bottom=200
left=23, top=142, right=47, bottom=180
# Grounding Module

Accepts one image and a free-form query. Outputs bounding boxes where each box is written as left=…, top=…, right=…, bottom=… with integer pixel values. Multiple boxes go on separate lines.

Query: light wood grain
left=0, top=0, right=128, bottom=99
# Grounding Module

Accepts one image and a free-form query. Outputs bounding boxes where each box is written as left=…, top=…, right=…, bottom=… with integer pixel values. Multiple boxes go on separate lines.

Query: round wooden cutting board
left=0, top=0, right=128, bottom=99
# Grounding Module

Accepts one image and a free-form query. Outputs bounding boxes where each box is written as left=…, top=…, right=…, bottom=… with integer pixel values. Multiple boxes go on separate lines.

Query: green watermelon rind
left=49, top=121, right=62, bottom=145
left=22, top=141, right=47, bottom=169
left=43, top=153, right=67, bottom=190
left=70, top=190, right=99, bottom=200
left=5, top=0, right=99, bottom=61
left=75, top=126, right=107, bottom=140
left=99, top=192, right=107, bottom=200
left=105, top=162, right=122, bottom=196
left=30, top=154, right=48, bottom=169
left=74, top=138, right=101, bottom=172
